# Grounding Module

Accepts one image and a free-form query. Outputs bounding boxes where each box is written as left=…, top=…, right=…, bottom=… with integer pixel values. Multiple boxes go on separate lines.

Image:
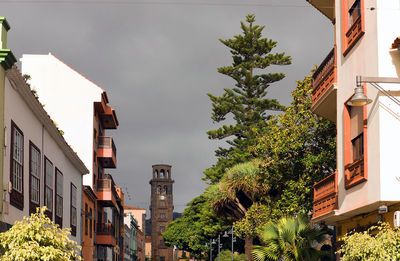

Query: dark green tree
left=162, top=194, right=231, bottom=255
left=204, top=14, right=291, bottom=184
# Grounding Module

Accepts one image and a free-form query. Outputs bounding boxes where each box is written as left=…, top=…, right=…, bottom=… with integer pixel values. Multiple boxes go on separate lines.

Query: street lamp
left=223, top=226, right=236, bottom=261
left=210, top=239, right=216, bottom=261
left=218, top=234, right=221, bottom=261
left=347, top=76, right=400, bottom=107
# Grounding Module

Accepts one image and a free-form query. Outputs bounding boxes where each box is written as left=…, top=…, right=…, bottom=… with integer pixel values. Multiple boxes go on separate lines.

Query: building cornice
left=0, top=49, right=16, bottom=70
left=6, top=67, right=89, bottom=175
left=83, top=185, right=97, bottom=202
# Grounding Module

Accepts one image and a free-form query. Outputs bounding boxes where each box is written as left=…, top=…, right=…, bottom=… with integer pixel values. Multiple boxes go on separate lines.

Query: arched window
left=154, top=170, right=159, bottom=179
left=167, top=170, right=170, bottom=179
left=163, top=185, right=168, bottom=194
left=157, top=185, right=162, bottom=194
left=160, top=169, right=165, bottom=179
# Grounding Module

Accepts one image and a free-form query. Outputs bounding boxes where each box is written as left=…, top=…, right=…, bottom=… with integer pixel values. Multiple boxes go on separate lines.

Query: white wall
left=335, top=0, right=400, bottom=215
left=335, top=0, right=379, bottom=214
left=2, top=74, right=83, bottom=243
left=20, top=54, right=104, bottom=187
left=375, top=1, right=400, bottom=201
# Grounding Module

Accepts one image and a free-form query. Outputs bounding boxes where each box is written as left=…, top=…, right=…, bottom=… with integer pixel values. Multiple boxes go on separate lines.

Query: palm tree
left=205, top=160, right=268, bottom=261
left=252, top=216, right=327, bottom=261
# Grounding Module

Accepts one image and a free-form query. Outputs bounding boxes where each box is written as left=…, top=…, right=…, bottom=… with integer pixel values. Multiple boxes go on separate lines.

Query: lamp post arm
left=370, top=82, right=400, bottom=108
left=359, top=76, right=400, bottom=85
left=357, top=75, right=400, bottom=107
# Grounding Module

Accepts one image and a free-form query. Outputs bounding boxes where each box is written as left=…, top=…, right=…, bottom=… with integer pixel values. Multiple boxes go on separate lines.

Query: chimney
left=0, top=17, right=10, bottom=49
left=0, top=17, right=16, bottom=70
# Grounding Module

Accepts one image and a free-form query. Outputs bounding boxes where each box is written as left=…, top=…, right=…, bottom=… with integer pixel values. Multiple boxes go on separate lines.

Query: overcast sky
left=2, top=0, right=333, bottom=213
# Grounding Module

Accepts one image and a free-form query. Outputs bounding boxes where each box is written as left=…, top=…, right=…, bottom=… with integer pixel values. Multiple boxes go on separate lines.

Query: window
left=160, top=226, right=165, bottom=232
left=160, top=213, right=166, bottom=219
left=344, top=100, right=367, bottom=189
left=70, top=183, right=77, bottom=236
left=342, top=0, right=365, bottom=55
left=44, top=157, right=53, bottom=219
left=350, top=106, right=363, bottom=162
left=10, top=121, right=24, bottom=210
left=89, top=207, right=93, bottom=238
left=85, top=203, right=88, bottom=235
left=163, top=185, right=168, bottom=194
left=29, top=142, right=40, bottom=214
left=352, top=133, right=364, bottom=162
left=156, top=185, right=162, bottom=194
left=55, top=168, right=63, bottom=226
left=348, top=0, right=361, bottom=27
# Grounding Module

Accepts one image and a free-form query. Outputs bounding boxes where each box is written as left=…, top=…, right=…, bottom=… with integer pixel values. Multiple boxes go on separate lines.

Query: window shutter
left=350, top=106, right=363, bottom=140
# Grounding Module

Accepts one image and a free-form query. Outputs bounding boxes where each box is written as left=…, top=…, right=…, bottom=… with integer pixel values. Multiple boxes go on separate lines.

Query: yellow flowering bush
left=0, top=207, right=81, bottom=261
left=338, top=222, right=400, bottom=261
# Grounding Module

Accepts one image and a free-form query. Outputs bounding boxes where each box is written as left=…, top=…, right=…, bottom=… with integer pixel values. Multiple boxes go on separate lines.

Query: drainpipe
left=0, top=17, right=16, bottom=226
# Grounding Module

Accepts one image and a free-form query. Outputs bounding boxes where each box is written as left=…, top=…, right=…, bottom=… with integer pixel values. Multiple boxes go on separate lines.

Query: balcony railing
left=97, top=136, right=117, bottom=168
left=96, top=222, right=117, bottom=246
left=345, top=158, right=366, bottom=189
left=97, top=174, right=120, bottom=209
left=312, top=47, right=337, bottom=106
left=99, top=136, right=117, bottom=158
left=313, top=171, right=338, bottom=219
left=97, top=222, right=115, bottom=236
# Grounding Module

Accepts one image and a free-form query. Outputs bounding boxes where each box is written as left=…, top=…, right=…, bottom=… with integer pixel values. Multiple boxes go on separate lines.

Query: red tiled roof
left=392, top=37, right=400, bottom=49
left=125, top=206, right=146, bottom=210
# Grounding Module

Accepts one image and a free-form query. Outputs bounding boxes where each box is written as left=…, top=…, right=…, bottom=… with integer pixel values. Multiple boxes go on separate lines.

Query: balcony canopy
left=306, top=0, right=335, bottom=21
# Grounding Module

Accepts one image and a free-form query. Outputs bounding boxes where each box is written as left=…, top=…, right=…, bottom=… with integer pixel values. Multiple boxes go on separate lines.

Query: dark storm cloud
left=1, top=0, right=333, bottom=212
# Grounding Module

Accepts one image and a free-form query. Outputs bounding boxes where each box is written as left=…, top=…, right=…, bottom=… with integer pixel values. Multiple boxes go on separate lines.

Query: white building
left=20, top=51, right=122, bottom=260
left=20, top=53, right=118, bottom=188
left=0, top=17, right=88, bottom=244
left=308, top=0, right=400, bottom=252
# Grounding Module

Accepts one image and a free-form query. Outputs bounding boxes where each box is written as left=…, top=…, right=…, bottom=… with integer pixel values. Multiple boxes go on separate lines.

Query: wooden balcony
left=306, top=0, right=335, bottom=21
left=312, top=171, right=338, bottom=219
left=96, top=222, right=116, bottom=246
left=97, top=175, right=119, bottom=209
left=311, top=47, right=337, bottom=122
left=101, top=105, right=119, bottom=129
left=344, top=16, right=364, bottom=56
left=97, top=136, right=117, bottom=168
left=345, top=158, right=366, bottom=189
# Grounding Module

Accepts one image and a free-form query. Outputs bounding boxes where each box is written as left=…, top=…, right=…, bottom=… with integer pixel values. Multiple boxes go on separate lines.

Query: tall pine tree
left=204, top=14, right=291, bottom=183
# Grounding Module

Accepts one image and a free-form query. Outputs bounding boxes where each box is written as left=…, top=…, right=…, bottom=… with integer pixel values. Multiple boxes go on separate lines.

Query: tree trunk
left=245, top=235, right=253, bottom=261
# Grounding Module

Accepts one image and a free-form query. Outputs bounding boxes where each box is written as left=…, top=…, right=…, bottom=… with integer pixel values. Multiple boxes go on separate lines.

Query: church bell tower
left=150, top=164, right=174, bottom=261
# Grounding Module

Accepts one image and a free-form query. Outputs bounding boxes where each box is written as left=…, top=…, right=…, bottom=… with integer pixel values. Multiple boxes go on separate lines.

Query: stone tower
left=150, top=164, right=174, bottom=261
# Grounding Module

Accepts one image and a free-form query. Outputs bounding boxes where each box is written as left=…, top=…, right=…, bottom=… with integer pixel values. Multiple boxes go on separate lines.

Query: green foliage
left=206, top=160, right=267, bottom=222
left=217, top=250, right=247, bottom=261
left=234, top=73, right=336, bottom=238
left=255, top=73, right=336, bottom=216
left=205, top=14, right=291, bottom=183
left=337, top=222, right=400, bottom=260
left=0, top=207, right=81, bottom=261
left=162, top=194, right=231, bottom=253
left=252, top=216, right=326, bottom=261
left=234, top=203, right=270, bottom=239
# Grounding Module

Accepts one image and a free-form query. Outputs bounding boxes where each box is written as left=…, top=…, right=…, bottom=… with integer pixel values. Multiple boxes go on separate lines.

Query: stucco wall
left=20, top=54, right=104, bottom=187
left=2, top=73, right=83, bottom=243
